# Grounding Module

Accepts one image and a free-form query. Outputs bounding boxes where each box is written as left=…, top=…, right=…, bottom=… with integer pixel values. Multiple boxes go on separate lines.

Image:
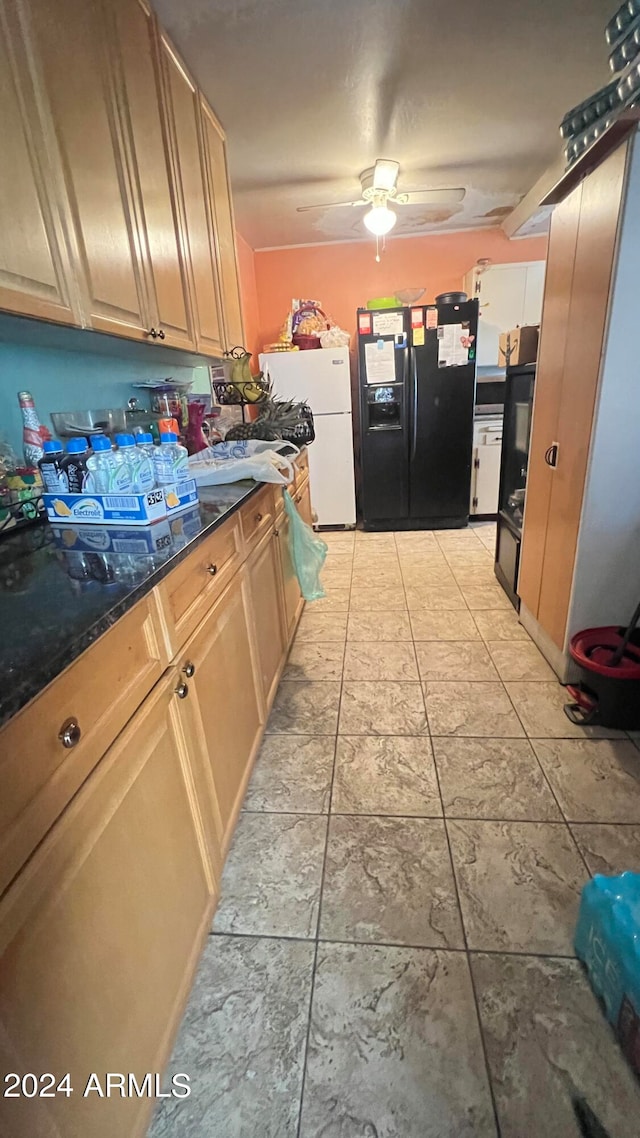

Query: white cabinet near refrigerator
left=463, top=261, right=546, bottom=367
left=259, top=348, right=357, bottom=527
left=470, top=416, right=503, bottom=516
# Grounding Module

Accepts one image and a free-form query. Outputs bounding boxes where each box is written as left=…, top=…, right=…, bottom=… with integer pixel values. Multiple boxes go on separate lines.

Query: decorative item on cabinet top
left=0, top=0, right=243, bottom=358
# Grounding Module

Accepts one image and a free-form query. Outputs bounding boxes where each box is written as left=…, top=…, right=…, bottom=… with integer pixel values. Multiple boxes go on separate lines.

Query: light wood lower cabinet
left=175, top=568, right=263, bottom=854
left=292, top=476, right=313, bottom=528
left=0, top=668, right=218, bottom=1138
left=246, top=526, right=287, bottom=710
left=277, top=505, right=305, bottom=642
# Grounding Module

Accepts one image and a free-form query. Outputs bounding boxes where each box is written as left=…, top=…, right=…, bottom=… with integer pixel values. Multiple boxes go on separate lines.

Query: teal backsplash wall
left=0, top=340, right=211, bottom=459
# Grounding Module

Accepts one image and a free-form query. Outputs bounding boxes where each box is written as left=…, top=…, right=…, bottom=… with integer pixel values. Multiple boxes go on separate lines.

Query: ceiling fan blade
left=396, top=187, right=466, bottom=206
left=296, top=199, right=365, bottom=213
left=372, top=158, right=400, bottom=191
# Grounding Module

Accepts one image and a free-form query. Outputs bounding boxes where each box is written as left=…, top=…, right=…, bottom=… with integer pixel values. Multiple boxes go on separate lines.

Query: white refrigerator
left=259, top=347, right=356, bottom=527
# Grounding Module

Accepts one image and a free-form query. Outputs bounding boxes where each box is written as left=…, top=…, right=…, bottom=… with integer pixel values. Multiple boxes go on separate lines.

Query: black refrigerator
left=357, top=298, right=478, bottom=530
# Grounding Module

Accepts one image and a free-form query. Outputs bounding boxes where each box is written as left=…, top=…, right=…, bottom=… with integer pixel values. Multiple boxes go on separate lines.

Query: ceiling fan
left=296, top=158, right=465, bottom=236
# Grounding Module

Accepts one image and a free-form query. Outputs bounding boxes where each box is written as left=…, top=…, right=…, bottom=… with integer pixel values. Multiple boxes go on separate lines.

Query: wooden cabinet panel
left=537, top=143, right=627, bottom=648
left=159, top=35, right=223, bottom=356
left=276, top=509, right=304, bottom=644
left=154, top=517, right=243, bottom=655
left=108, top=0, right=194, bottom=349
left=22, top=0, right=149, bottom=338
left=0, top=8, right=79, bottom=325
left=200, top=99, right=244, bottom=352
left=177, top=570, right=263, bottom=852
left=0, top=669, right=217, bottom=1138
left=518, top=186, right=582, bottom=618
left=246, top=527, right=286, bottom=708
left=293, top=477, right=313, bottom=528
left=0, top=593, right=167, bottom=896
left=239, top=483, right=276, bottom=551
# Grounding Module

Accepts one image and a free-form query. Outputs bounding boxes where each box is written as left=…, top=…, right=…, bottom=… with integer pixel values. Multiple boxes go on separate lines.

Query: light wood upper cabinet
left=0, top=669, right=217, bottom=1138
left=0, top=7, right=79, bottom=325
left=200, top=98, right=245, bottom=352
left=20, top=0, right=151, bottom=339
left=158, top=34, right=224, bottom=356
left=106, top=0, right=195, bottom=349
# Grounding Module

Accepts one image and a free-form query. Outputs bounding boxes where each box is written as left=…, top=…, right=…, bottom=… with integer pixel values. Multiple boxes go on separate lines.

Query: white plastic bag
left=320, top=325, right=350, bottom=348
left=188, top=440, right=297, bottom=486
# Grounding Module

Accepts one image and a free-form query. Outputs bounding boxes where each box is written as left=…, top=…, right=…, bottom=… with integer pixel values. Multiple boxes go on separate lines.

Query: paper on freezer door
left=364, top=339, right=395, bottom=384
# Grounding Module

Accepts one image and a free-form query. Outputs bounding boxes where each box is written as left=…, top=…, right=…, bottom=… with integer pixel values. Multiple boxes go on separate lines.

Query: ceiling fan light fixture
left=363, top=204, right=397, bottom=236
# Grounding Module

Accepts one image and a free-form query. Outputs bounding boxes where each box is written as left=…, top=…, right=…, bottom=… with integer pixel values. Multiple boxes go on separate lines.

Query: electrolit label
left=108, top=462, right=133, bottom=493
left=174, top=454, right=189, bottom=483
left=130, top=455, right=155, bottom=493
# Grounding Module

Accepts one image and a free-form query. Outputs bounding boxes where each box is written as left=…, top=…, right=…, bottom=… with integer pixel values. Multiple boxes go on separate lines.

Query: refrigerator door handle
left=410, top=349, right=419, bottom=462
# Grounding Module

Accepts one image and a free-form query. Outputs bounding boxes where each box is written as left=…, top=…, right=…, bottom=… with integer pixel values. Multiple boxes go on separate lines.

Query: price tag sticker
left=358, top=312, right=372, bottom=335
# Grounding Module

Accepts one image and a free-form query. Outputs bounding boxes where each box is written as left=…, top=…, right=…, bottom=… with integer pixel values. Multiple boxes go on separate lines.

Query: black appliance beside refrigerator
left=357, top=297, right=478, bottom=530
left=494, top=362, right=536, bottom=609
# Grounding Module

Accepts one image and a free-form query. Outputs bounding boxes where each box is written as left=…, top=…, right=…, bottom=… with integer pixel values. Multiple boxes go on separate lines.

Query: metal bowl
left=50, top=408, right=128, bottom=439
left=395, top=287, right=426, bottom=305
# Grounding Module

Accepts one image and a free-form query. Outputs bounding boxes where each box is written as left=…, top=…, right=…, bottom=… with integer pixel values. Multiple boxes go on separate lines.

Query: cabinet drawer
left=0, top=594, right=167, bottom=896
left=239, top=484, right=275, bottom=550
left=155, top=517, right=242, bottom=655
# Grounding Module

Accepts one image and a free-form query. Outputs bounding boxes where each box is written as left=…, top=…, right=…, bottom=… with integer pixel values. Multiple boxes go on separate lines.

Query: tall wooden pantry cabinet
left=518, top=125, right=640, bottom=679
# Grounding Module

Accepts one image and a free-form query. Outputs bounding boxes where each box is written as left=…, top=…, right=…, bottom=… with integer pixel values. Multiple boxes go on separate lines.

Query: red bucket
left=566, top=626, right=640, bottom=728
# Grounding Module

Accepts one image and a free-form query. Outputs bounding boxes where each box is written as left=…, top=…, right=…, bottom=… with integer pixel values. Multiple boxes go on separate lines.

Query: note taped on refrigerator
left=372, top=311, right=404, bottom=337
left=364, top=338, right=396, bottom=384
left=437, top=322, right=473, bottom=367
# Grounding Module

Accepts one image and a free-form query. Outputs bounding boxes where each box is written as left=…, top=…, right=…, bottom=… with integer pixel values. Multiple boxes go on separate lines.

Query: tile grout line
left=415, top=621, right=503, bottom=1138
left=294, top=653, right=343, bottom=1138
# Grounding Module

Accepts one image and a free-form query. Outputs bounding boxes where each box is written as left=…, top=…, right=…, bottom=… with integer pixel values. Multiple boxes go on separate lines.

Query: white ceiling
left=154, top=0, right=613, bottom=249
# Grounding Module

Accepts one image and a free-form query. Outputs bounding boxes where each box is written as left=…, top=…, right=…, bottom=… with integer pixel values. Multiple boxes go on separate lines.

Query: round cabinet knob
left=295, top=494, right=302, bottom=504
left=157, top=329, right=166, bottom=340
left=206, top=563, right=217, bottom=576
left=174, top=681, right=189, bottom=699
left=182, top=661, right=196, bottom=678
left=148, top=327, right=158, bottom=339
left=58, top=717, right=81, bottom=748
left=274, top=528, right=280, bottom=538
left=255, top=512, right=263, bottom=522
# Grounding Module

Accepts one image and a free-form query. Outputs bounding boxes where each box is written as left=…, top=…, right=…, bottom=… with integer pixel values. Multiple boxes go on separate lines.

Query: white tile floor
left=150, top=522, right=640, bottom=1138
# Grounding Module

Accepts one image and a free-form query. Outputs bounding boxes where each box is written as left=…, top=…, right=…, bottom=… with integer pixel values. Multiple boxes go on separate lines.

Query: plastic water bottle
left=86, top=435, right=116, bottom=493
left=119, top=434, right=155, bottom=493
left=153, top=431, right=189, bottom=486
left=112, top=434, right=135, bottom=494
left=135, top=432, right=156, bottom=460
left=62, top=437, right=91, bottom=493
left=38, top=439, right=68, bottom=492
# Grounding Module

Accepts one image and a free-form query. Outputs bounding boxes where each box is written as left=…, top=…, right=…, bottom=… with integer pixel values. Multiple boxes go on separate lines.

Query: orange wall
left=236, top=231, right=261, bottom=367
left=253, top=228, right=548, bottom=348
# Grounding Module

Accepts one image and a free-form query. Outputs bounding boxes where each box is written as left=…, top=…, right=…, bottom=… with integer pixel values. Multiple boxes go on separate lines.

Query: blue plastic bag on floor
left=575, top=871, right=640, bottom=1074
left=283, top=488, right=327, bottom=601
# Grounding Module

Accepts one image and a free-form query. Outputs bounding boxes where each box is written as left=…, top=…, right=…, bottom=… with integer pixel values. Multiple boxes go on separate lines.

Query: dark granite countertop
left=0, top=480, right=261, bottom=728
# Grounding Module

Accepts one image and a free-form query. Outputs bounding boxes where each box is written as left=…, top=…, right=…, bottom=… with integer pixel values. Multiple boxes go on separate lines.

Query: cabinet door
left=293, top=477, right=314, bottom=528
left=276, top=508, right=304, bottom=644
left=22, top=0, right=149, bottom=338
left=522, top=262, right=546, bottom=326
left=476, top=265, right=528, bottom=366
left=200, top=99, right=245, bottom=352
left=0, top=670, right=217, bottom=1138
left=246, top=527, right=287, bottom=709
left=108, top=0, right=194, bottom=349
left=177, top=569, right=263, bottom=851
left=0, top=9, right=79, bottom=325
left=159, top=34, right=224, bottom=355
left=473, top=442, right=502, bottom=515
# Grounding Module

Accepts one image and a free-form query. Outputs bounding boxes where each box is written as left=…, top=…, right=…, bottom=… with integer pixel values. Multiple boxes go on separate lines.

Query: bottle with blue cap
left=38, top=439, right=68, bottom=492
left=115, top=432, right=155, bottom=494
left=62, top=437, right=91, bottom=493
left=153, top=431, right=189, bottom=487
left=135, top=432, right=156, bottom=461
left=110, top=434, right=135, bottom=493
left=86, top=435, right=116, bottom=494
